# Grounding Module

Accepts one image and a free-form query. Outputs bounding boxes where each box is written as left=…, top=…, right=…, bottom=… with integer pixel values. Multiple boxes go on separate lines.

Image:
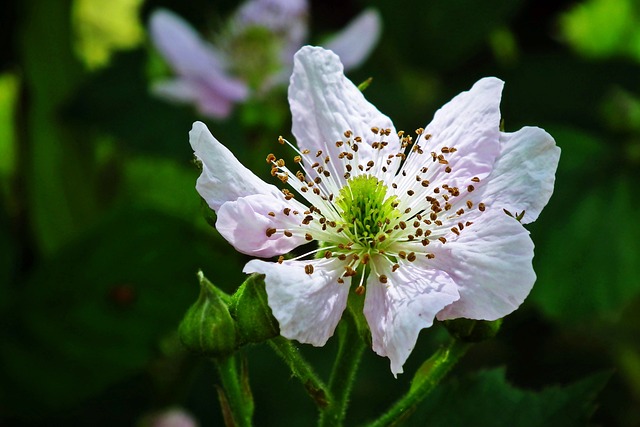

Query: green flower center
left=335, top=175, right=399, bottom=249
left=222, top=25, right=282, bottom=89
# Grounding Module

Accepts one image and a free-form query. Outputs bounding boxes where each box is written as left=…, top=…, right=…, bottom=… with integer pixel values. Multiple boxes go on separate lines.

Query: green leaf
left=20, top=0, right=102, bottom=254
left=413, top=368, right=609, bottom=427
left=531, top=174, right=640, bottom=321
left=0, top=208, right=245, bottom=414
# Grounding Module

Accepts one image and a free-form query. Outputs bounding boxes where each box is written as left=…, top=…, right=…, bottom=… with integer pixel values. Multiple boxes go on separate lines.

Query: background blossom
left=149, top=0, right=381, bottom=118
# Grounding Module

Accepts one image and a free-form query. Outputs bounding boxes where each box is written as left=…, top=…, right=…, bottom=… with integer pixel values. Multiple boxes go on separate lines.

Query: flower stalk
left=366, top=338, right=471, bottom=427
left=215, top=354, right=254, bottom=427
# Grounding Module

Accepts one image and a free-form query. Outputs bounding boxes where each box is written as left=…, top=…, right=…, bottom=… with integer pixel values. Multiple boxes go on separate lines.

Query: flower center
left=334, top=175, right=399, bottom=250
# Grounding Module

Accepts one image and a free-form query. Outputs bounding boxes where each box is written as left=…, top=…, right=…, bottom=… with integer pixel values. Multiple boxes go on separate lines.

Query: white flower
left=189, top=46, right=560, bottom=375
left=149, top=1, right=381, bottom=118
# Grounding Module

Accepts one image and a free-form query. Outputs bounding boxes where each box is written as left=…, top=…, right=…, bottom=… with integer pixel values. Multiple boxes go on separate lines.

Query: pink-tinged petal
left=189, top=122, right=280, bottom=211
left=323, top=9, right=382, bottom=71
left=244, top=258, right=351, bottom=346
left=149, top=9, right=248, bottom=117
left=364, top=264, right=459, bottom=376
left=478, top=127, right=560, bottom=224
left=216, top=194, right=308, bottom=257
left=289, top=46, right=399, bottom=166
left=149, top=9, right=226, bottom=77
left=434, top=210, right=535, bottom=321
left=405, top=78, right=504, bottom=187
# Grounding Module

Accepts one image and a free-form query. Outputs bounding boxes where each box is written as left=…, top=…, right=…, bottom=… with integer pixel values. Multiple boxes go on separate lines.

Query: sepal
left=178, top=271, right=237, bottom=357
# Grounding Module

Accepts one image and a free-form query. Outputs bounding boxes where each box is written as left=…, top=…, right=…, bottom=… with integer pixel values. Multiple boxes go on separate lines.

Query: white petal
left=244, top=258, right=351, bottom=346
left=289, top=46, right=399, bottom=166
left=216, top=194, right=308, bottom=257
left=189, top=122, right=280, bottom=211
left=323, top=9, right=382, bottom=71
left=478, top=127, right=560, bottom=224
left=364, top=263, right=459, bottom=376
left=434, top=211, right=535, bottom=321
left=404, top=77, right=504, bottom=189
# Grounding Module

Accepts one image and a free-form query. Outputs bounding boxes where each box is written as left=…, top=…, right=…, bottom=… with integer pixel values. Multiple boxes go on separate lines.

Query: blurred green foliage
left=2, top=0, right=640, bottom=426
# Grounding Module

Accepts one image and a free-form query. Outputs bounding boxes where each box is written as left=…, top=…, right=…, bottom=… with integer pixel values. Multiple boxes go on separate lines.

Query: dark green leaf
left=412, top=368, right=609, bottom=427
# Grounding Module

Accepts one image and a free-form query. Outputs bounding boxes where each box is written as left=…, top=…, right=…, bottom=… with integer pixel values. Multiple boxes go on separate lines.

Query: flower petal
left=189, top=121, right=280, bottom=211
left=364, top=263, right=459, bottom=376
left=244, top=258, right=351, bottom=346
left=323, top=9, right=382, bottom=71
left=216, top=194, right=308, bottom=257
left=405, top=77, right=504, bottom=188
left=151, top=79, right=199, bottom=103
left=478, top=127, right=560, bottom=224
left=289, top=46, right=399, bottom=167
left=434, top=210, right=535, bottom=321
left=149, top=9, right=248, bottom=117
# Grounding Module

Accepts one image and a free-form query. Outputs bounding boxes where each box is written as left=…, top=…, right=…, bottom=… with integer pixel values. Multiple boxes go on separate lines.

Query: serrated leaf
left=412, top=368, right=609, bottom=427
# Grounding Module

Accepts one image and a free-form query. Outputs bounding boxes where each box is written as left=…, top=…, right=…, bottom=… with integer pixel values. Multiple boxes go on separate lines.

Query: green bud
left=178, top=271, right=237, bottom=357
left=230, top=274, right=279, bottom=345
left=442, top=318, right=502, bottom=343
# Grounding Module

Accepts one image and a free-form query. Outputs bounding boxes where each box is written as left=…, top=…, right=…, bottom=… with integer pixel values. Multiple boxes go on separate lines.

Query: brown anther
left=456, top=208, right=465, bottom=216
left=276, top=159, right=285, bottom=167
left=352, top=144, right=359, bottom=152
left=355, top=285, right=365, bottom=295
left=435, top=220, right=443, bottom=226
left=407, top=252, right=417, bottom=262
left=451, top=227, right=460, bottom=236
left=466, top=221, right=473, bottom=227
left=434, top=187, right=440, bottom=193
left=338, top=254, right=347, bottom=261
left=438, top=237, right=447, bottom=244
left=408, top=235, right=415, bottom=241
left=266, top=228, right=277, bottom=237
left=344, top=130, right=353, bottom=138
left=445, top=166, right=452, bottom=173
left=305, top=264, right=314, bottom=275
left=392, top=263, right=400, bottom=272
left=316, top=150, right=323, bottom=157
left=399, top=221, right=407, bottom=230
left=398, top=251, right=407, bottom=259
left=405, top=208, right=412, bottom=214
left=277, top=136, right=285, bottom=144
left=305, top=233, right=313, bottom=241
left=302, top=149, right=310, bottom=154
left=324, top=250, right=333, bottom=259
left=337, top=278, right=344, bottom=284
left=421, top=238, right=430, bottom=246
left=466, top=200, right=473, bottom=209
left=441, top=147, right=450, bottom=153
left=278, top=256, right=284, bottom=264
left=458, top=222, right=465, bottom=230
left=294, top=155, right=302, bottom=163
left=471, top=176, right=480, bottom=182
left=421, top=180, right=430, bottom=187
left=266, top=153, right=276, bottom=163
left=361, top=254, right=371, bottom=265
left=415, top=127, right=424, bottom=135
left=283, top=208, right=291, bottom=216
left=371, top=126, right=380, bottom=134
left=426, top=253, right=436, bottom=259
left=284, top=230, right=293, bottom=237
left=467, top=185, right=475, bottom=192
left=478, top=203, right=486, bottom=212
left=379, top=275, right=388, bottom=284
left=430, top=212, right=438, bottom=221
left=378, top=234, right=386, bottom=242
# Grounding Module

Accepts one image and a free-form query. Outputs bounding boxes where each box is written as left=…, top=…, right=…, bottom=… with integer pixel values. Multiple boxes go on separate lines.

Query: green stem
left=319, top=312, right=366, bottom=427
left=366, top=339, right=471, bottom=427
left=215, top=355, right=253, bottom=427
left=268, top=336, right=332, bottom=408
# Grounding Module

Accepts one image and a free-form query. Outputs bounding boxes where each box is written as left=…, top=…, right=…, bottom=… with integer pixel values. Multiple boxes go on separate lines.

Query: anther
left=379, top=275, right=388, bottom=284
left=266, top=228, right=277, bottom=237
left=305, top=264, right=314, bottom=275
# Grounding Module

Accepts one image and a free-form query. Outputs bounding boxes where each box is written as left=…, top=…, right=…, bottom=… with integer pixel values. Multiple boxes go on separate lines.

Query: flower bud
left=230, top=274, right=279, bottom=345
left=442, top=318, right=502, bottom=343
left=178, top=271, right=237, bottom=357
